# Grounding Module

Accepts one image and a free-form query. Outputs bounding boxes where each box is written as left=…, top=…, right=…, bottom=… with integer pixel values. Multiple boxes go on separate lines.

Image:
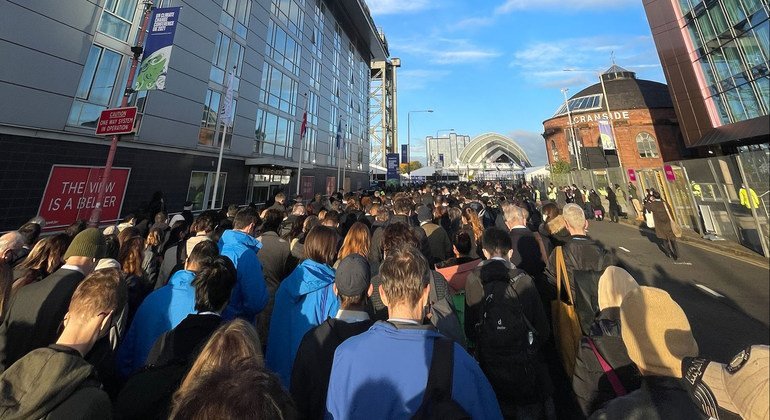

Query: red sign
left=95, top=107, right=137, bottom=135
left=38, top=165, right=131, bottom=230
left=301, top=176, right=315, bottom=200
left=664, top=165, right=676, bottom=182
left=627, top=169, right=637, bottom=182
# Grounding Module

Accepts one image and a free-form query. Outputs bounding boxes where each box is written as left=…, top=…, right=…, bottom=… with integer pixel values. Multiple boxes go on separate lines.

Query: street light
left=407, top=109, right=433, bottom=180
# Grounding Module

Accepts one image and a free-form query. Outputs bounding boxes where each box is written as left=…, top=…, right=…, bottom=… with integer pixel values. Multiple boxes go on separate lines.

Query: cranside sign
left=95, top=107, right=137, bottom=136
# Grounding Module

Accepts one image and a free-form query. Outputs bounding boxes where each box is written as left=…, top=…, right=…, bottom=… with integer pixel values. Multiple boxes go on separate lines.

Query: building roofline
left=327, top=0, right=388, bottom=61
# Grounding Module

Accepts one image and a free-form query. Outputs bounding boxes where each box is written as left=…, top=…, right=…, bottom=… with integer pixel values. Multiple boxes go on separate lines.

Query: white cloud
left=509, top=130, right=548, bottom=166
left=495, top=0, right=638, bottom=13
left=455, top=16, right=496, bottom=29
left=509, top=35, right=661, bottom=88
left=398, top=69, right=450, bottom=90
left=394, top=37, right=502, bottom=65
left=366, top=0, right=433, bottom=15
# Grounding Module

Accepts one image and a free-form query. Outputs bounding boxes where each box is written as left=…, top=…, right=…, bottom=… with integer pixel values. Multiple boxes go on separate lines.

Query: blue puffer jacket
left=218, top=230, right=269, bottom=322
left=116, top=270, right=196, bottom=378
left=265, top=259, right=338, bottom=386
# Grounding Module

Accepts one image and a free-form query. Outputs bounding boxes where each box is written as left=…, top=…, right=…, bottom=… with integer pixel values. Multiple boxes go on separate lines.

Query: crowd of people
left=0, top=183, right=766, bottom=419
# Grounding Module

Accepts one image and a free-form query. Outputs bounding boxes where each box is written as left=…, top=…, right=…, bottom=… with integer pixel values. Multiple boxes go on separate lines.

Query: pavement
left=585, top=219, right=770, bottom=363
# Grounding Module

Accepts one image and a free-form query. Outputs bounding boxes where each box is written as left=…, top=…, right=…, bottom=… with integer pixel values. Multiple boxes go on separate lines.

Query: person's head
left=118, top=235, right=144, bottom=277
left=461, top=207, right=483, bottom=237
left=261, top=209, right=285, bottom=234
left=192, top=212, right=217, bottom=234
left=338, top=222, right=370, bottom=261
left=452, top=230, right=473, bottom=257
left=117, top=227, right=139, bottom=246
left=322, top=210, right=340, bottom=228
left=621, top=286, right=698, bottom=378
left=447, top=206, right=462, bottom=223
left=302, top=215, right=320, bottom=234
left=65, top=220, right=87, bottom=238
left=291, top=203, right=306, bottom=216
left=481, top=227, right=513, bottom=259
left=652, top=190, right=662, bottom=200
left=598, top=266, right=639, bottom=311
left=63, top=228, right=107, bottom=274
left=154, top=211, right=168, bottom=225
left=18, top=233, right=70, bottom=275
left=0, top=232, right=23, bottom=264
left=186, top=240, right=219, bottom=272
left=375, top=208, right=391, bottom=223
left=274, top=192, right=286, bottom=204
left=227, top=204, right=240, bottom=218
left=382, top=223, right=418, bottom=257
left=175, top=319, right=263, bottom=402
left=562, top=203, right=588, bottom=235
left=59, top=268, right=127, bottom=356
left=393, top=197, right=413, bottom=216
left=502, top=202, right=528, bottom=227
left=103, top=234, right=120, bottom=260
left=193, top=256, right=237, bottom=313
left=233, top=207, right=259, bottom=235
left=541, top=202, right=560, bottom=223
left=379, top=245, right=431, bottom=317
left=334, top=254, right=372, bottom=310
left=416, top=205, right=433, bottom=224
left=170, top=359, right=296, bottom=420
left=17, top=223, right=41, bottom=248
left=146, top=227, right=163, bottom=249
left=304, top=226, right=338, bottom=266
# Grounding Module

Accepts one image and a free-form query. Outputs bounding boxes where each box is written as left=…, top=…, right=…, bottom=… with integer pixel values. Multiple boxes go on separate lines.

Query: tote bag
left=551, top=247, right=583, bottom=377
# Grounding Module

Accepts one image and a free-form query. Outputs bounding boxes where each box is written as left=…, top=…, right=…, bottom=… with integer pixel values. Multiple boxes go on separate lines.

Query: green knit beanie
left=64, top=228, right=106, bottom=260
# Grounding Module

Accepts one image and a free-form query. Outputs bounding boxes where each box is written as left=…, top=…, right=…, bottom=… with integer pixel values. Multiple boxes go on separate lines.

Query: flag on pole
left=299, top=110, right=307, bottom=140
left=598, top=119, right=616, bottom=150
left=335, top=119, right=343, bottom=149
left=220, top=69, right=235, bottom=128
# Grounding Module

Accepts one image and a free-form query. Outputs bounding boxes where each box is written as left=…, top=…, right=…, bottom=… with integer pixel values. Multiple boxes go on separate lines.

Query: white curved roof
left=458, top=132, right=532, bottom=167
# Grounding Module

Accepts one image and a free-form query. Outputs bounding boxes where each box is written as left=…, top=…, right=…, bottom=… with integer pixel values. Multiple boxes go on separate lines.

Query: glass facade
left=677, top=0, right=769, bottom=125
left=636, top=132, right=660, bottom=158
left=67, top=45, right=123, bottom=128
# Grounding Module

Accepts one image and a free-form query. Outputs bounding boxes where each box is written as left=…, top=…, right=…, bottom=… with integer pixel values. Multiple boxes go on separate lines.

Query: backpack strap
left=586, top=337, right=627, bottom=396
left=508, top=273, right=538, bottom=344
left=420, top=337, right=455, bottom=410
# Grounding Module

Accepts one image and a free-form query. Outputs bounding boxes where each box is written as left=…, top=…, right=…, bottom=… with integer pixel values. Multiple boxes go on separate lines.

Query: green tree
left=399, top=161, right=423, bottom=174
left=550, top=160, right=572, bottom=174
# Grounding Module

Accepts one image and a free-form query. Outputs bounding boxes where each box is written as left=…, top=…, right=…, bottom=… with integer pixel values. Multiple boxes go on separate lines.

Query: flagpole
left=296, top=93, right=308, bottom=198
left=336, top=119, right=342, bottom=192
left=211, top=67, right=234, bottom=210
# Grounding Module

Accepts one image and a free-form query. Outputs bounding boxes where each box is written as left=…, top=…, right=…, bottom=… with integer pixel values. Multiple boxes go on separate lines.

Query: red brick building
left=543, top=66, right=689, bottom=171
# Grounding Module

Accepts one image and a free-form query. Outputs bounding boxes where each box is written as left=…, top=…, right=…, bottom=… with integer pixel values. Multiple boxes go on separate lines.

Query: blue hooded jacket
left=218, top=230, right=269, bottom=321
left=326, top=322, right=503, bottom=419
left=266, top=259, right=339, bottom=387
left=116, top=270, right=196, bottom=377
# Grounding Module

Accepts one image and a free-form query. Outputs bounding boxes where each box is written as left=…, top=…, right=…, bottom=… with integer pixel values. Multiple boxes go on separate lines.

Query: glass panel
left=697, top=13, right=715, bottom=45
left=756, top=76, right=770, bottom=111
left=709, top=3, right=730, bottom=34
left=76, top=46, right=101, bottom=99
left=737, top=83, right=762, bottom=118
left=711, top=47, right=734, bottom=81
left=187, top=172, right=209, bottom=211
left=723, top=40, right=747, bottom=76
left=99, top=13, right=131, bottom=41
left=724, top=87, right=749, bottom=121
left=741, top=0, right=762, bottom=15
left=115, top=0, right=138, bottom=20
left=90, top=48, right=121, bottom=105
left=738, top=30, right=767, bottom=69
left=754, top=20, right=770, bottom=58
left=723, top=0, right=747, bottom=25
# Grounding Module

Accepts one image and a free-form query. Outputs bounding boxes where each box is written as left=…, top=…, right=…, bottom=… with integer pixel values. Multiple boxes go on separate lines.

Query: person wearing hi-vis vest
left=547, top=183, right=557, bottom=201
left=739, top=184, right=760, bottom=210
left=690, top=181, right=702, bottom=199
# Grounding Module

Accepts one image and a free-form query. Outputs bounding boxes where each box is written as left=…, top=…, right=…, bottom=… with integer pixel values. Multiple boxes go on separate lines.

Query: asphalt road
left=584, top=219, right=770, bottom=363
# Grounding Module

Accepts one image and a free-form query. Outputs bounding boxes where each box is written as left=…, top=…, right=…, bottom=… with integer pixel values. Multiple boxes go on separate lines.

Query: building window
left=67, top=45, right=122, bottom=128
left=221, top=0, right=251, bottom=39
left=211, top=32, right=245, bottom=85
left=636, top=132, right=660, bottom=158
left=551, top=140, right=559, bottom=161
left=260, top=63, right=298, bottom=114
left=271, top=0, right=304, bottom=38
left=255, top=109, right=295, bottom=158
left=266, top=20, right=301, bottom=76
left=187, top=171, right=227, bottom=211
left=98, top=0, right=138, bottom=41
left=198, top=89, right=235, bottom=148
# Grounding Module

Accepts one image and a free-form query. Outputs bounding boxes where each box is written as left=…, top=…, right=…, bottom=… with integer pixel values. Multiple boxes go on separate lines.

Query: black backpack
left=475, top=270, right=541, bottom=404
left=412, top=337, right=470, bottom=420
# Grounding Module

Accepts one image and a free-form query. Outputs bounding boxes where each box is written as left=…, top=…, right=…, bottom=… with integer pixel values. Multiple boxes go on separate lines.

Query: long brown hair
left=119, top=236, right=144, bottom=277
left=174, top=319, right=263, bottom=406
left=338, top=222, right=370, bottom=260
left=13, top=234, right=70, bottom=291
left=462, top=207, right=484, bottom=242
left=303, top=226, right=338, bottom=266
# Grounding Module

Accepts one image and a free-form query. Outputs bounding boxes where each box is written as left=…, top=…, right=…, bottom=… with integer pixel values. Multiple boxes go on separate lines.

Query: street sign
left=95, top=107, right=138, bottom=136
left=664, top=165, right=676, bottom=182
left=38, top=165, right=131, bottom=230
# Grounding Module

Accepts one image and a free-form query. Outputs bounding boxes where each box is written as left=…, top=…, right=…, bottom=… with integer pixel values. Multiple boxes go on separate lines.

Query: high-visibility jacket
left=547, top=187, right=557, bottom=201
left=740, top=187, right=760, bottom=209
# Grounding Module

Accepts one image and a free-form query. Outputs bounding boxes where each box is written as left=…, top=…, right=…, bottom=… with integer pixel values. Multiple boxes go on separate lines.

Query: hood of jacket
left=545, top=215, right=567, bottom=235
left=0, top=346, right=98, bottom=419
left=185, top=234, right=211, bottom=256
left=219, top=229, right=263, bottom=253
left=285, top=259, right=335, bottom=302
left=168, top=269, right=195, bottom=288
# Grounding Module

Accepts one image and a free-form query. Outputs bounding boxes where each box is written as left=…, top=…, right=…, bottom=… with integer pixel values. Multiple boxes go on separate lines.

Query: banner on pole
left=627, top=168, right=637, bottom=182
left=220, top=69, right=235, bottom=127
left=401, top=144, right=408, bottom=164
left=598, top=119, right=616, bottom=150
left=135, top=7, right=181, bottom=91
left=386, top=153, right=400, bottom=186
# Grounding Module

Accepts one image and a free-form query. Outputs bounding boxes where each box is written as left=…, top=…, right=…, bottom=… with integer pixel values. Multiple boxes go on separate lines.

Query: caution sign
left=95, top=107, right=137, bottom=136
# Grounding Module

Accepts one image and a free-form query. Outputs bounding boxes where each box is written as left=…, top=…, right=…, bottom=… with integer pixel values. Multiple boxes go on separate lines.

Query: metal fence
left=533, top=149, right=770, bottom=256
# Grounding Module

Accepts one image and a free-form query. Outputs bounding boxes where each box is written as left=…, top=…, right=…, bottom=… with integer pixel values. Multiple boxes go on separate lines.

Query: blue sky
left=367, top=0, right=667, bottom=166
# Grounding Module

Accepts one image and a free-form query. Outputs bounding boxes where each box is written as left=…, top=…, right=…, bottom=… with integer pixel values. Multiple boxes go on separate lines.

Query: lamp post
left=407, top=109, right=433, bottom=180
left=561, top=87, right=582, bottom=170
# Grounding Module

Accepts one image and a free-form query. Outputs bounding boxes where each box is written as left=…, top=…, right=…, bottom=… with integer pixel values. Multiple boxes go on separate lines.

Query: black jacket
left=589, top=376, right=706, bottom=420
left=509, top=227, right=546, bottom=278
left=573, top=308, right=642, bottom=416
left=0, top=268, right=85, bottom=372
left=420, top=222, right=453, bottom=265
left=145, top=313, right=222, bottom=367
left=290, top=317, right=374, bottom=420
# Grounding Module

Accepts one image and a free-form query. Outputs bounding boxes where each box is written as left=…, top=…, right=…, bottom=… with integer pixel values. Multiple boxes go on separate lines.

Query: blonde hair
left=174, top=319, right=263, bottom=404
left=562, top=203, right=586, bottom=231
left=68, top=268, right=126, bottom=320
